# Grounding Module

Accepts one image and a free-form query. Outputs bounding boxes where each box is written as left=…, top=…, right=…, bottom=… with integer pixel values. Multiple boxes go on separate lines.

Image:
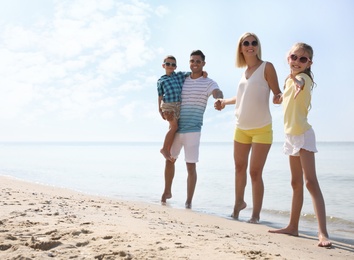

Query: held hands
left=273, top=93, right=283, bottom=104
left=214, top=99, right=225, bottom=111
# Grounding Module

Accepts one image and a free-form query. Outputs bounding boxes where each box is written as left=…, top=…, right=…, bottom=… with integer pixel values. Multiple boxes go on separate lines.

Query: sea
left=0, top=141, right=353, bottom=243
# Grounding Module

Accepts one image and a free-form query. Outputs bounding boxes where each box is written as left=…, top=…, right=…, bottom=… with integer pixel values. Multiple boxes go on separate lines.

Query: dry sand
left=0, top=175, right=353, bottom=259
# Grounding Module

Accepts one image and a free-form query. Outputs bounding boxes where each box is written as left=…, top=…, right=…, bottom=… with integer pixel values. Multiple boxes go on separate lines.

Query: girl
left=269, top=43, right=332, bottom=247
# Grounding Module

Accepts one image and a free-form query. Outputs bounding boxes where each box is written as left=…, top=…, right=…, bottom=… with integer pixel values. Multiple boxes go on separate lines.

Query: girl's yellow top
left=282, top=73, right=312, bottom=135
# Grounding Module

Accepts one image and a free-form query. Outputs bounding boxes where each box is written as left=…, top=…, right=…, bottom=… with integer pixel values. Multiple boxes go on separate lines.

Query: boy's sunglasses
left=289, top=54, right=311, bottom=64
left=242, top=40, right=258, bottom=47
left=164, top=62, right=176, bottom=67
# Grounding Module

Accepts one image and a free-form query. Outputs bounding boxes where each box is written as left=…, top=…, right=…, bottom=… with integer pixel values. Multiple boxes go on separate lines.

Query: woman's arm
left=265, top=62, right=282, bottom=104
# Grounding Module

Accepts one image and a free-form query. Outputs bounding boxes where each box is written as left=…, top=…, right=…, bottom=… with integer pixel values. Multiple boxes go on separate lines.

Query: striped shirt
left=178, top=76, right=219, bottom=133
left=157, top=71, right=189, bottom=103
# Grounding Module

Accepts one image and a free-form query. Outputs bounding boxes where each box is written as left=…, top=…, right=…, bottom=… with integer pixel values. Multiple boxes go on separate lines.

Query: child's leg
left=161, top=159, right=175, bottom=203
left=160, top=117, right=178, bottom=161
left=269, top=155, right=303, bottom=235
left=299, top=149, right=331, bottom=247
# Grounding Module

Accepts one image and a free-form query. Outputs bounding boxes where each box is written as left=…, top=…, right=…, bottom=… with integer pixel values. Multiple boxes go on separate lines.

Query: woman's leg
left=247, top=143, right=271, bottom=223
left=232, top=141, right=251, bottom=219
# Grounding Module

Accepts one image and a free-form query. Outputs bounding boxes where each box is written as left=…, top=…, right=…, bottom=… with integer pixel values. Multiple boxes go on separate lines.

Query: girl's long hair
left=284, top=42, right=315, bottom=91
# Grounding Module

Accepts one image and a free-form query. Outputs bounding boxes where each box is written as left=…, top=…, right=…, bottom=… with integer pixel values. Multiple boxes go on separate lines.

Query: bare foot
left=185, top=202, right=192, bottom=209
left=161, top=192, right=172, bottom=204
left=247, top=217, right=260, bottom=224
left=318, top=233, right=332, bottom=248
left=231, top=201, right=247, bottom=219
left=268, top=226, right=299, bottom=237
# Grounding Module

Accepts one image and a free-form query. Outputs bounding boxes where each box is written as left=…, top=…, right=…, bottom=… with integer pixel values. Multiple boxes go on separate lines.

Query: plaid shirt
left=157, top=71, right=189, bottom=102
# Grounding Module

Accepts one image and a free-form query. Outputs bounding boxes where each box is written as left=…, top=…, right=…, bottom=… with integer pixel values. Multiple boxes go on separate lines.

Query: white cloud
left=118, top=80, right=143, bottom=93
left=154, top=5, right=169, bottom=17
left=119, top=102, right=137, bottom=122
left=0, top=0, right=159, bottom=125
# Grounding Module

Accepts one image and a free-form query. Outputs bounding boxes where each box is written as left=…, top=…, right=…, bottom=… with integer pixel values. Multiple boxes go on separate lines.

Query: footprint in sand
left=28, top=240, right=62, bottom=251
left=0, top=244, right=12, bottom=251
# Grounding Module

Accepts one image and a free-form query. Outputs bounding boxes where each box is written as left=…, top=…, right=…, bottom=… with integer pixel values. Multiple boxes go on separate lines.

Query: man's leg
left=185, top=162, right=197, bottom=208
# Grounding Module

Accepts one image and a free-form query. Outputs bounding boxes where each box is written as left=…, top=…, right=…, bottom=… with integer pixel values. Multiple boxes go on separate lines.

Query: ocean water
left=0, top=141, right=353, bottom=243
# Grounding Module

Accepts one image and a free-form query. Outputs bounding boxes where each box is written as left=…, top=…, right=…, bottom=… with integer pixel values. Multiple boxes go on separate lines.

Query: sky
left=0, top=0, right=353, bottom=142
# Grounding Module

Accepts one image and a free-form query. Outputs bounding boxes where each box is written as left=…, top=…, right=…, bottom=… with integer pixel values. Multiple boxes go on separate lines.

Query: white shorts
left=283, top=128, right=318, bottom=156
left=170, top=132, right=201, bottom=163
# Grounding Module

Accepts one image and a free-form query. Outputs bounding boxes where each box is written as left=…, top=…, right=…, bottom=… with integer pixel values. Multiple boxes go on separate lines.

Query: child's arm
left=290, top=73, right=305, bottom=99
left=158, top=96, right=164, bottom=119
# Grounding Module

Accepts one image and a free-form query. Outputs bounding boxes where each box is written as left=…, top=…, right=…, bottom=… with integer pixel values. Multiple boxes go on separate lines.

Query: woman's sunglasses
left=289, top=54, right=311, bottom=64
left=242, top=40, right=258, bottom=47
left=164, top=62, right=177, bottom=67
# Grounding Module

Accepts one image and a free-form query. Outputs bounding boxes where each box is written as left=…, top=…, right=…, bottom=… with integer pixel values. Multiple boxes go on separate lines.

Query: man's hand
left=162, top=111, right=174, bottom=121
left=214, top=99, right=225, bottom=111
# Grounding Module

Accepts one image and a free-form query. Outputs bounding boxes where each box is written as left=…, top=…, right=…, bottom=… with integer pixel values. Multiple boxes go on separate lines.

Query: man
left=161, top=50, right=224, bottom=208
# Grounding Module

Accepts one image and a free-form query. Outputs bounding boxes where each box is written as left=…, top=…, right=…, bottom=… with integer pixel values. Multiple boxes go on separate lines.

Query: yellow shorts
left=234, top=124, right=273, bottom=144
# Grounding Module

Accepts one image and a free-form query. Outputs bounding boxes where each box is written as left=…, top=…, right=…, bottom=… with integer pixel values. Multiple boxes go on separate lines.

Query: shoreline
left=1, top=175, right=353, bottom=259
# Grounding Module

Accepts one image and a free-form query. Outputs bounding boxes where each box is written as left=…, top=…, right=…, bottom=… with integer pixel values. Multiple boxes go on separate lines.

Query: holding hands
left=273, top=93, right=283, bottom=104
left=214, top=99, right=225, bottom=111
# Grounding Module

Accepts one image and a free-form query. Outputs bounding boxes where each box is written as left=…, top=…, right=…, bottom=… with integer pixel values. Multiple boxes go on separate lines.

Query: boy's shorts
left=161, top=101, right=181, bottom=120
left=170, top=132, right=201, bottom=163
left=234, top=124, right=273, bottom=144
left=283, top=128, right=318, bottom=156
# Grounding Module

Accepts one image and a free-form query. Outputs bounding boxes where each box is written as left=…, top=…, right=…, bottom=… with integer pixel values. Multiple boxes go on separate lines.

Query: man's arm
left=212, top=89, right=223, bottom=99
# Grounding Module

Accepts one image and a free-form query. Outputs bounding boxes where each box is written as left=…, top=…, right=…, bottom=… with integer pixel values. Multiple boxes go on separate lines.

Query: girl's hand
left=290, top=73, right=304, bottom=99
left=273, top=93, right=283, bottom=104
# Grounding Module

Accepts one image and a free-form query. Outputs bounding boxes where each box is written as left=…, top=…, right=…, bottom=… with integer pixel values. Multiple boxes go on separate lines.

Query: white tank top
left=235, top=61, right=271, bottom=129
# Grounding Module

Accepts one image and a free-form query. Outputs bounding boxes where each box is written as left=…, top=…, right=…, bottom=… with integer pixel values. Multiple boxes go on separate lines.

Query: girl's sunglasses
left=164, top=62, right=176, bottom=67
left=289, top=54, right=311, bottom=64
left=242, top=40, right=258, bottom=47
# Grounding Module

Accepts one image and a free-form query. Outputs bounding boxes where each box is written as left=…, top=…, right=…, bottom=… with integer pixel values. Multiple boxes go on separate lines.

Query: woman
left=215, top=32, right=282, bottom=223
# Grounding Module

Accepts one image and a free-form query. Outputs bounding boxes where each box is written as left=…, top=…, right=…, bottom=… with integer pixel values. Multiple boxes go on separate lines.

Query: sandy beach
left=0, top=176, right=353, bottom=259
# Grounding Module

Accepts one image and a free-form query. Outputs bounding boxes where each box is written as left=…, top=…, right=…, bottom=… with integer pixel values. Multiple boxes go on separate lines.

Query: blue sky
left=0, top=0, right=353, bottom=142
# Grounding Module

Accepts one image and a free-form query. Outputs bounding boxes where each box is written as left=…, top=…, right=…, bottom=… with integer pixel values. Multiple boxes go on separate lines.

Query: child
left=268, top=43, right=332, bottom=247
left=157, top=55, right=189, bottom=162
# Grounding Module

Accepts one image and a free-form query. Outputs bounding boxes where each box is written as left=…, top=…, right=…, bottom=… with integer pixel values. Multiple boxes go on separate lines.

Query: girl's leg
left=269, top=155, right=304, bottom=235
left=232, top=141, right=251, bottom=219
left=299, top=149, right=331, bottom=247
left=247, top=143, right=271, bottom=223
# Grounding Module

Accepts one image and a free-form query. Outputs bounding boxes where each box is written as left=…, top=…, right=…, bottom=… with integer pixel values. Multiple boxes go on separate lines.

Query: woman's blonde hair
left=236, top=32, right=262, bottom=68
